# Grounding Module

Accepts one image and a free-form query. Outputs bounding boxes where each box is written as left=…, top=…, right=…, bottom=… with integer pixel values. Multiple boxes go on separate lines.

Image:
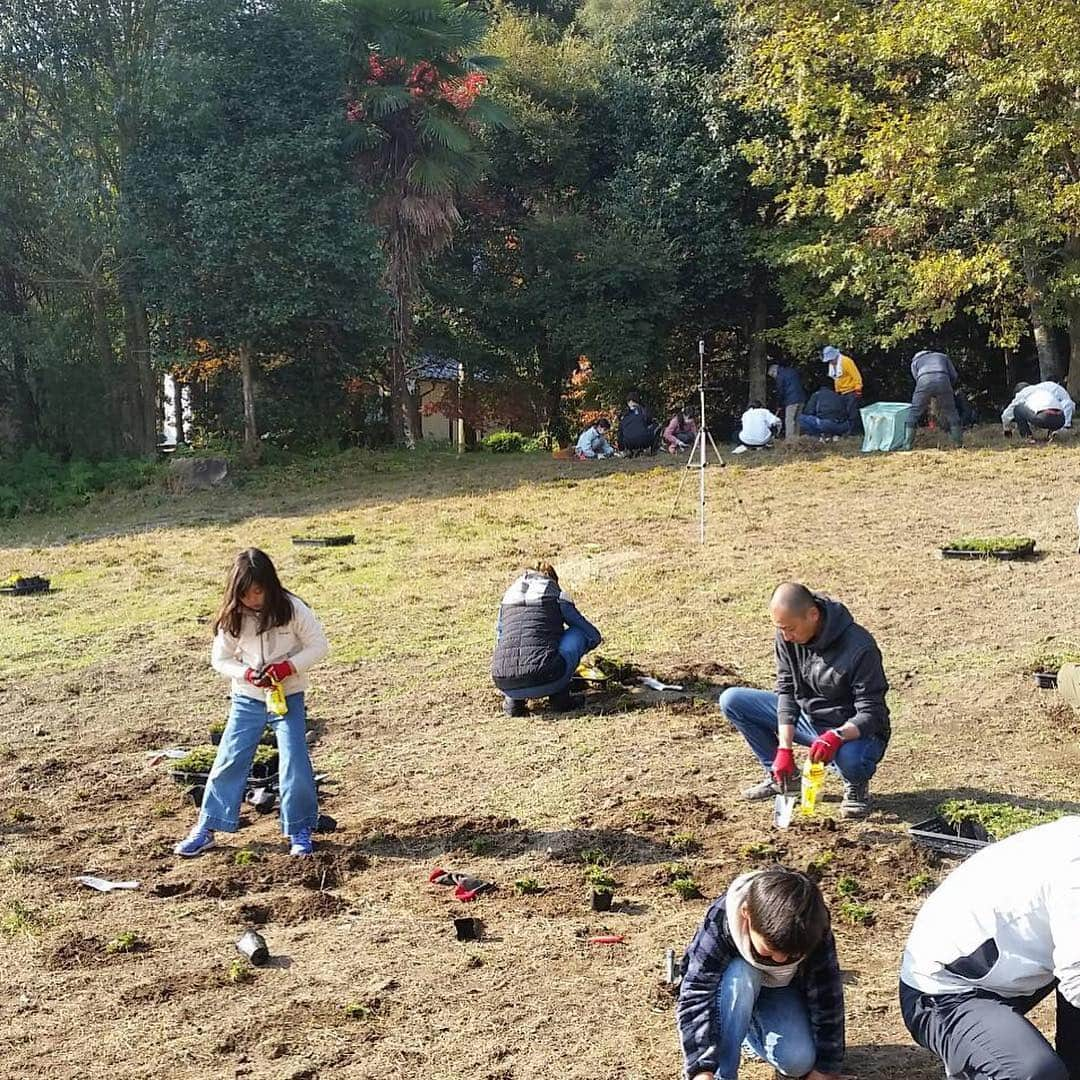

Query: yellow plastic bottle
left=267, top=682, right=288, bottom=717
left=800, top=761, right=825, bottom=816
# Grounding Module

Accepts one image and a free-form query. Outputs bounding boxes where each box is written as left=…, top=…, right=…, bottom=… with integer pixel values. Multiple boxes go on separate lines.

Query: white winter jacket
left=1001, top=381, right=1074, bottom=428
left=901, top=816, right=1080, bottom=1005
left=211, top=595, right=329, bottom=701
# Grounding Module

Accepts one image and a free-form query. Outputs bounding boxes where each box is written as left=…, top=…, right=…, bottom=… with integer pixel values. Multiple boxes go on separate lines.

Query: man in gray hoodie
left=905, top=349, right=962, bottom=450
left=718, top=583, right=890, bottom=819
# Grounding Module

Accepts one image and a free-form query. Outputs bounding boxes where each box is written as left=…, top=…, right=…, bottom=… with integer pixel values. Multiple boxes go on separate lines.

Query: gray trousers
left=908, top=374, right=961, bottom=446
left=900, top=980, right=1080, bottom=1080
left=784, top=402, right=802, bottom=439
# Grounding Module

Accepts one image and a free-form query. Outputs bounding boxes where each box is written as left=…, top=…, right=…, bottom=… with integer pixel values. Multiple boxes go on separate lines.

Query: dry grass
left=1, top=430, right=1078, bottom=1079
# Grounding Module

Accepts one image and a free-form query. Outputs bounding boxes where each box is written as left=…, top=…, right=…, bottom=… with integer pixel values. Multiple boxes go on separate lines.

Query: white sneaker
left=732, top=445, right=748, bottom=455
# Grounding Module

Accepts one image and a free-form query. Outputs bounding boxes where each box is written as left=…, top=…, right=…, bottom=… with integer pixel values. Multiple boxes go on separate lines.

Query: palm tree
left=340, top=0, right=507, bottom=446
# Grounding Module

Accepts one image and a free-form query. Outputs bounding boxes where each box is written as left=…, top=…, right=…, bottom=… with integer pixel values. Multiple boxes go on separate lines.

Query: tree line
left=1, top=0, right=1076, bottom=461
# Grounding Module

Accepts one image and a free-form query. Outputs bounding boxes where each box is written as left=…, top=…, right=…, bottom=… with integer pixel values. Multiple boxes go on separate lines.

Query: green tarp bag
left=861, top=402, right=913, bottom=453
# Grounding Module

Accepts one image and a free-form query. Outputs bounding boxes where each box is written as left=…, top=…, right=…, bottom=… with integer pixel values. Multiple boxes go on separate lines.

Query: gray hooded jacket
left=775, top=595, right=890, bottom=743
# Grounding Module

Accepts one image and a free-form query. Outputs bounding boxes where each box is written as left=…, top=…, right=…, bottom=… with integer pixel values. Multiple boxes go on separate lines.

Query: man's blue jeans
left=719, top=687, right=885, bottom=784
left=799, top=414, right=850, bottom=437
left=199, top=692, right=318, bottom=836
left=714, top=957, right=817, bottom=1079
left=503, top=628, right=591, bottom=700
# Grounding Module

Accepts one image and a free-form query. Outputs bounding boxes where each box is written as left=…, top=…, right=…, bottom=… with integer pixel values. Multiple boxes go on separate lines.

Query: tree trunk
left=387, top=221, right=417, bottom=448
left=119, top=284, right=157, bottom=455
left=0, top=272, right=40, bottom=447
left=1023, top=247, right=1060, bottom=381
left=89, top=284, right=127, bottom=454
left=173, top=379, right=186, bottom=445
left=238, top=341, right=260, bottom=463
left=747, top=290, right=769, bottom=404
left=1066, top=238, right=1080, bottom=402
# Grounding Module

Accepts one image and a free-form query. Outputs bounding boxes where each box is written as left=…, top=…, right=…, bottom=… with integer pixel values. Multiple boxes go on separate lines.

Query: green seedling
left=838, top=901, right=875, bottom=927
left=8, top=808, right=32, bottom=823
left=344, top=999, right=382, bottom=1020
left=233, top=848, right=259, bottom=867
left=584, top=865, right=616, bottom=893
left=938, top=799, right=1063, bottom=841
left=835, top=874, right=862, bottom=898
left=466, top=837, right=494, bottom=857
left=514, top=876, right=542, bottom=895
left=105, top=931, right=141, bottom=954
left=670, top=874, right=703, bottom=900
left=632, top=810, right=656, bottom=826
left=0, top=899, right=39, bottom=936
left=2, top=855, right=33, bottom=875
left=172, top=746, right=219, bottom=773
left=580, top=849, right=612, bottom=867
left=740, top=841, right=778, bottom=861
left=946, top=536, right=1034, bottom=554
left=670, top=831, right=702, bottom=854
left=228, top=960, right=255, bottom=984
left=806, top=851, right=835, bottom=876
left=151, top=802, right=175, bottom=819
left=906, top=871, right=935, bottom=896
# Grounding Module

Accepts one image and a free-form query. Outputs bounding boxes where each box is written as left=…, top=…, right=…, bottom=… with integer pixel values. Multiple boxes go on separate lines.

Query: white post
left=457, top=361, right=466, bottom=454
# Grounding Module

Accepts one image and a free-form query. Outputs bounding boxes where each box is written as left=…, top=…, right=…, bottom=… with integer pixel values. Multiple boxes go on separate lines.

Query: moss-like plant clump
left=945, top=536, right=1034, bottom=554
left=172, top=746, right=218, bottom=774
left=938, top=799, right=1063, bottom=840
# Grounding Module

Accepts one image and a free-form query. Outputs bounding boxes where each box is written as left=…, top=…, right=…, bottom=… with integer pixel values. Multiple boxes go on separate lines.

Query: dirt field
left=2, top=430, right=1079, bottom=1080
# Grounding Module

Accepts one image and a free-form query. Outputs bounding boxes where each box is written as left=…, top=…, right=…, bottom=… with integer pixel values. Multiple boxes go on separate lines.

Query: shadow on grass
left=355, top=816, right=681, bottom=866
left=875, top=786, right=1080, bottom=824
left=844, top=1043, right=943, bottom=1080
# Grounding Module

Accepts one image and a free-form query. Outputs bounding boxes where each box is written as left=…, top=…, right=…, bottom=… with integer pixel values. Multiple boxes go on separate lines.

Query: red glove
left=771, top=747, right=795, bottom=784
left=262, top=661, right=294, bottom=684
left=244, top=667, right=270, bottom=688
left=810, top=729, right=844, bottom=764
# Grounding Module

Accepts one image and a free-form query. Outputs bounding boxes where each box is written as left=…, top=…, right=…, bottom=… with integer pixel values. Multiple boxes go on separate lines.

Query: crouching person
left=719, top=582, right=889, bottom=819
left=677, top=867, right=846, bottom=1080
left=491, top=561, right=601, bottom=716
left=901, top=816, right=1080, bottom=1080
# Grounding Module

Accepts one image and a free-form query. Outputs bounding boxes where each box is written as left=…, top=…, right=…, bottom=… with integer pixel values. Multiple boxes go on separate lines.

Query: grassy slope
left=1, top=432, right=1078, bottom=1079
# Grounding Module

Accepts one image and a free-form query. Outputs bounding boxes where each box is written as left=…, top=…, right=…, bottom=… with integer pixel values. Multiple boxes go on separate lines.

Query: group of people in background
left=577, top=346, right=1077, bottom=462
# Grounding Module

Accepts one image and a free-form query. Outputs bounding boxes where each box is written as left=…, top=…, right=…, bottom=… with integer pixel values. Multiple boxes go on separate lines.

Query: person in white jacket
left=174, top=548, right=329, bottom=858
left=900, top=816, right=1080, bottom=1080
left=733, top=401, right=782, bottom=454
left=1001, top=381, right=1074, bottom=442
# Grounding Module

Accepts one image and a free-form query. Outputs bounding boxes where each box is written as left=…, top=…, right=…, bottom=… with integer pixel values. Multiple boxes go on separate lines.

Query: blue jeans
left=199, top=692, right=318, bottom=836
left=714, top=957, right=817, bottom=1079
left=719, top=687, right=885, bottom=784
left=503, top=628, right=592, bottom=700
left=799, top=414, right=849, bottom=437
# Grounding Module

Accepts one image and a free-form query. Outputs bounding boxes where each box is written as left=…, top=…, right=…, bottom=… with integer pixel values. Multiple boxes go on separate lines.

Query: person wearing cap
left=821, top=346, right=862, bottom=433
left=904, top=348, right=962, bottom=449
left=767, top=363, right=807, bottom=440
left=1001, top=381, right=1075, bottom=443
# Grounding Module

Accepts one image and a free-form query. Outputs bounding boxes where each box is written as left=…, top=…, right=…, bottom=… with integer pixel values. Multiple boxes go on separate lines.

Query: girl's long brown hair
left=213, top=548, right=295, bottom=637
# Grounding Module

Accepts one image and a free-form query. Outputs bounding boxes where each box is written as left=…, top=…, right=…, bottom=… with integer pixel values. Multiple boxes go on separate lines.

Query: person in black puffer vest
left=492, top=562, right=602, bottom=716
left=618, top=389, right=660, bottom=456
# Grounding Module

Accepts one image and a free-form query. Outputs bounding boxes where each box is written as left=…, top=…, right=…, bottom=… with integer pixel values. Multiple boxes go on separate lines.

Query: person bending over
left=798, top=386, right=852, bottom=440
left=663, top=410, right=698, bottom=454
left=618, top=389, right=660, bottom=456
left=718, top=582, right=889, bottom=819
left=905, top=348, right=962, bottom=449
left=901, top=816, right=1080, bottom=1080
left=733, top=401, right=782, bottom=454
left=1002, top=381, right=1075, bottom=443
left=821, top=345, right=863, bottom=433
left=677, top=866, right=845, bottom=1080
left=491, top=561, right=601, bottom=716
left=576, top=418, right=615, bottom=459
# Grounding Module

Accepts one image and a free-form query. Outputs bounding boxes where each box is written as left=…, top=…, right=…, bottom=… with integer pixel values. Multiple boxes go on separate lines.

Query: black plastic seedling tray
left=292, top=535, right=355, bottom=547
left=940, top=543, right=1036, bottom=561
left=0, top=576, right=53, bottom=595
left=1034, top=671, right=1058, bottom=689
left=909, top=815, right=990, bottom=857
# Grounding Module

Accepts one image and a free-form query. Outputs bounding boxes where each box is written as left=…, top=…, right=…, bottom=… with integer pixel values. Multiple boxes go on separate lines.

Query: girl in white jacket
left=174, top=548, right=329, bottom=857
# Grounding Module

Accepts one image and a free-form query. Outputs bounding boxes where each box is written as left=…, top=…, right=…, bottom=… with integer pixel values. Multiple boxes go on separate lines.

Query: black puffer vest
left=491, top=572, right=566, bottom=691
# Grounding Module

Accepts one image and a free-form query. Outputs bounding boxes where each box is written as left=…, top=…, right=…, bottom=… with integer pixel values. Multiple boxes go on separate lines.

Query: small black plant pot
left=940, top=542, right=1036, bottom=561
left=186, top=784, right=206, bottom=807
left=314, top=813, right=337, bottom=833
left=236, top=929, right=270, bottom=965
left=1034, top=671, right=1058, bottom=689
left=591, top=890, right=614, bottom=912
left=209, top=729, right=223, bottom=746
left=454, top=917, right=482, bottom=941
left=292, top=535, right=355, bottom=547
left=246, top=787, right=276, bottom=813
left=249, top=755, right=280, bottom=781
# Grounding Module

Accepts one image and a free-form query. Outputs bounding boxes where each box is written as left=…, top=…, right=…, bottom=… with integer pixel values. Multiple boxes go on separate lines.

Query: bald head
left=770, top=582, right=822, bottom=644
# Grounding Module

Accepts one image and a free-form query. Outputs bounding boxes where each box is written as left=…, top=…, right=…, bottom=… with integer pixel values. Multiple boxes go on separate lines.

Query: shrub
left=481, top=431, right=526, bottom=453
left=906, top=871, right=935, bottom=896
left=838, top=901, right=875, bottom=926
left=584, top=865, right=616, bottom=893
left=514, top=876, right=542, bottom=895
left=835, top=875, right=862, bottom=898
left=670, top=874, right=703, bottom=900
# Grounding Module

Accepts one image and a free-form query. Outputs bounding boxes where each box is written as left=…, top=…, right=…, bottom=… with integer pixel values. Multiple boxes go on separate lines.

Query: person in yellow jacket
left=822, top=345, right=862, bottom=433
